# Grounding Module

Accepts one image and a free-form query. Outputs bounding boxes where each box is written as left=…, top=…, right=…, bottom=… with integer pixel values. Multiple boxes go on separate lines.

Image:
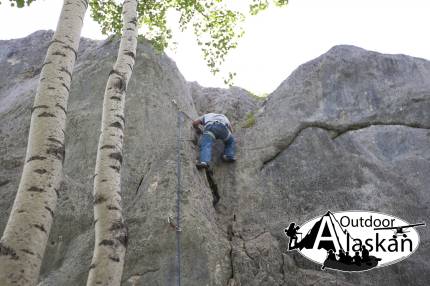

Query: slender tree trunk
left=0, top=1, right=88, bottom=285
left=86, top=1, right=138, bottom=285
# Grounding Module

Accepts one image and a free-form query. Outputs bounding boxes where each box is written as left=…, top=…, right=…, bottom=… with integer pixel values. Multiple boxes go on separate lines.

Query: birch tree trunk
left=86, top=1, right=138, bottom=285
left=0, top=1, right=88, bottom=285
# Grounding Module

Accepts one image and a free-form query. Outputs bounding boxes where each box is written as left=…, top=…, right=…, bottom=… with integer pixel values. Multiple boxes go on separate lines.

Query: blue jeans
left=199, top=123, right=235, bottom=164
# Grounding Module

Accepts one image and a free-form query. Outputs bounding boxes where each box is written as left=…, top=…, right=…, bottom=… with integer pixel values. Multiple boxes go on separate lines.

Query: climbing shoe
left=196, top=161, right=209, bottom=170
left=221, top=155, right=236, bottom=162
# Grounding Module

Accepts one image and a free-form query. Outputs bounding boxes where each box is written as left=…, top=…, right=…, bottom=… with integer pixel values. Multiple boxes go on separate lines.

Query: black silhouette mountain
left=295, top=211, right=351, bottom=251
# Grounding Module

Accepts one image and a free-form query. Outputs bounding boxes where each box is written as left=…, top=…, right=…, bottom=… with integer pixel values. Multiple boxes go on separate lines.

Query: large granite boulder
left=0, top=31, right=428, bottom=285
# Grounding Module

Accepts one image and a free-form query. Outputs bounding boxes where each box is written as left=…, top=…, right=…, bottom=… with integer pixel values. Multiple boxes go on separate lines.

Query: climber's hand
left=195, top=126, right=203, bottom=134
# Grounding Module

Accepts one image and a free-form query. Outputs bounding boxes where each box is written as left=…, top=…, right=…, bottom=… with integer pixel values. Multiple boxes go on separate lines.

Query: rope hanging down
left=175, top=111, right=183, bottom=286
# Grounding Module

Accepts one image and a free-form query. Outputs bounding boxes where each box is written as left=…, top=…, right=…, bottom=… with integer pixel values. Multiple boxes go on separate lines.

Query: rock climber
left=192, top=113, right=236, bottom=169
left=285, top=222, right=301, bottom=250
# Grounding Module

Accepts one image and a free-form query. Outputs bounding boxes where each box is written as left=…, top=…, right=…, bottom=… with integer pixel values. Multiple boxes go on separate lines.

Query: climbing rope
left=170, top=99, right=194, bottom=122
left=175, top=111, right=183, bottom=286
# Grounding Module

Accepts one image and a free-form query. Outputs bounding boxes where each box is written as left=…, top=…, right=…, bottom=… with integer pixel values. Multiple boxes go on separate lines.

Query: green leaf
left=89, top=0, right=288, bottom=85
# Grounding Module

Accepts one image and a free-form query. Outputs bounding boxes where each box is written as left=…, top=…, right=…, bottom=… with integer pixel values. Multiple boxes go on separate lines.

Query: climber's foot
left=222, top=155, right=236, bottom=162
left=196, top=161, right=209, bottom=170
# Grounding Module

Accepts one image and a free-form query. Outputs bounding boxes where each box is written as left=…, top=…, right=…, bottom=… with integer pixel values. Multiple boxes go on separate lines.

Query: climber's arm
left=228, top=123, right=233, bottom=133
left=192, top=119, right=203, bottom=129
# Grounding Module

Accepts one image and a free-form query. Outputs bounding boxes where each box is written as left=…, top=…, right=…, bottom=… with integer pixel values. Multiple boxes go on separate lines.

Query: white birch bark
left=86, top=1, right=138, bottom=285
left=0, top=1, right=88, bottom=285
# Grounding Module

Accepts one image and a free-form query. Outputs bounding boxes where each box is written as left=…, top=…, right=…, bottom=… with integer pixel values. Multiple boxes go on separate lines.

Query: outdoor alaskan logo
left=284, top=211, right=425, bottom=272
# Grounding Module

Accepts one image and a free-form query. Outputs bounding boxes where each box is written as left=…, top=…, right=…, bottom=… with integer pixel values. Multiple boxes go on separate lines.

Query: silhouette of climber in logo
left=285, top=223, right=301, bottom=250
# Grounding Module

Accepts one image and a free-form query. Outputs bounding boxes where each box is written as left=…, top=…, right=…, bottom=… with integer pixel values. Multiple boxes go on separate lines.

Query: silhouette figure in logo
left=345, top=251, right=353, bottom=264
left=353, top=251, right=362, bottom=265
left=337, top=249, right=346, bottom=263
left=361, top=245, right=369, bottom=262
left=321, top=249, right=337, bottom=270
left=285, top=223, right=301, bottom=250
left=327, top=249, right=336, bottom=261
left=323, top=248, right=381, bottom=271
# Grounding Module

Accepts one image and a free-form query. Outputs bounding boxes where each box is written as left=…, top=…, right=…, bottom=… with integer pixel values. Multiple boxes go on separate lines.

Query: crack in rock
left=205, top=169, right=220, bottom=207
left=261, top=121, right=430, bottom=169
left=227, top=242, right=235, bottom=286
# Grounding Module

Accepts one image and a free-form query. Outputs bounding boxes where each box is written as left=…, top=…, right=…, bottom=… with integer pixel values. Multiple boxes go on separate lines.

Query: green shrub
left=242, top=112, right=256, bottom=128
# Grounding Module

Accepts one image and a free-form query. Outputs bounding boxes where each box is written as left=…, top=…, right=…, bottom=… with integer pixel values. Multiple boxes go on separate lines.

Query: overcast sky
left=1, top=0, right=429, bottom=94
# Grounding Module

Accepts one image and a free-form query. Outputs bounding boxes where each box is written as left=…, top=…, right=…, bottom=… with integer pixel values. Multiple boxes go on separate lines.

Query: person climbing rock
left=285, top=222, right=301, bottom=250
left=192, top=113, right=236, bottom=169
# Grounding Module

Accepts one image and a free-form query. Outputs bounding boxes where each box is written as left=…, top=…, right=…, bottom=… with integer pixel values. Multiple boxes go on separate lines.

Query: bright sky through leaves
left=1, top=0, right=429, bottom=94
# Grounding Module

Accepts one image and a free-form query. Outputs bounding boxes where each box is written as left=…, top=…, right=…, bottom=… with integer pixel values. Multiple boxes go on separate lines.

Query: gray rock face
left=1, top=32, right=429, bottom=286
left=190, top=82, right=259, bottom=124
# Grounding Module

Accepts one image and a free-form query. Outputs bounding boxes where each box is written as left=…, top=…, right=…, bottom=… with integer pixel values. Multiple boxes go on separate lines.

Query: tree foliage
left=90, top=0, right=288, bottom=84
left=2, top=0, right=288, bottom=83
left=249, top=0, right=288, bottom=15
left=3, top=0, right=35, bottom=7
